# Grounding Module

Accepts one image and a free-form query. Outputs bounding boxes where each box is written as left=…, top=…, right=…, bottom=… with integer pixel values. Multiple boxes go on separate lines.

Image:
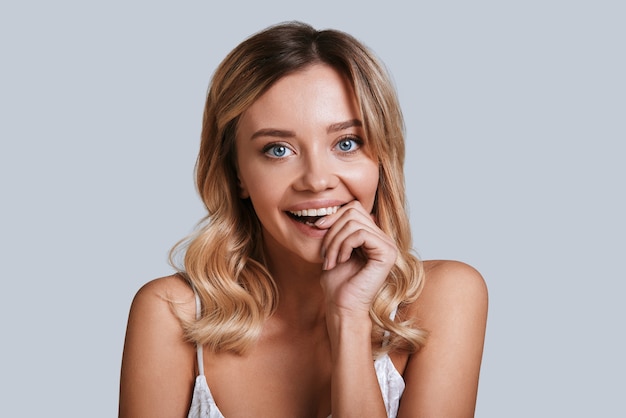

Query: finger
left=321, top=209, right=380, bottom=266
left=323, top=218, right=392, bottom=270
left=314, top=200, right=370, bottom=230
left=317, top=202, right=376, bottom=259
left=321, top=203, right=379, bottom=242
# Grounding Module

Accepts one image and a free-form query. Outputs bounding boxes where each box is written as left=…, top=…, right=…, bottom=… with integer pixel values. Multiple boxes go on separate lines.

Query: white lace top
left=187, top=293, right=405, bottom=418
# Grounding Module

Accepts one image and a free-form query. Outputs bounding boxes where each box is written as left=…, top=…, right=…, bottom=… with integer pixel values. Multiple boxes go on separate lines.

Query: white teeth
left=289, top=206, right=339, bottom=217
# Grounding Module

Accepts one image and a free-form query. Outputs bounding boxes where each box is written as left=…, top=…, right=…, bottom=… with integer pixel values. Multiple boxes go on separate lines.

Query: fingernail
left=322, top=258, right=329, bottom=270
left=315, top=217, right=327, bottom=227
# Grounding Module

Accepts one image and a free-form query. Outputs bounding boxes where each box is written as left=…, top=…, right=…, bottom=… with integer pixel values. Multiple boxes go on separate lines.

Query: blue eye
left=336, top=137, right=361, bottom=153
left=264, top=144, right=293, bottom=158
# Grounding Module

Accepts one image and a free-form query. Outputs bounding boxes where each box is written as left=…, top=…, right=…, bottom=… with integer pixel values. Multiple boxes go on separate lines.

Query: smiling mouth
left=287, top=205, right=340, bottom=225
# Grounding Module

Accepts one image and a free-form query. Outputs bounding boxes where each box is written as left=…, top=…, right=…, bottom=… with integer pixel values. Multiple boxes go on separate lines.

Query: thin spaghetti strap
left=193, top=289, right=205, bottom=376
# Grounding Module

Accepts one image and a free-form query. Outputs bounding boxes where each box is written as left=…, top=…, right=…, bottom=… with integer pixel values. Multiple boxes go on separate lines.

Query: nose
left=293, top=149, right=339, bottom=192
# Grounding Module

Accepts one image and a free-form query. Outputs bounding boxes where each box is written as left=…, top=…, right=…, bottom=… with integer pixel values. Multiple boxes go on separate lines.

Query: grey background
left=1, top=1, right=624, bottom=417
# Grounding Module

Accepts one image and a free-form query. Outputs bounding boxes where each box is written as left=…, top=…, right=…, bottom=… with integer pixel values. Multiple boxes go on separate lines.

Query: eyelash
left=261, top=136, right=364, bottom=159
left=262, top=143, right=294, bottom=159
left=334, top=136, right=363, bottom=154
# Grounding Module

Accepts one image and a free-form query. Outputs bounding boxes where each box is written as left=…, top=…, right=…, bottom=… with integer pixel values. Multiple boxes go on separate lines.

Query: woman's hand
left=315, top=201, right=394, bottom=417
left=315, top=200, right=397, bottom=318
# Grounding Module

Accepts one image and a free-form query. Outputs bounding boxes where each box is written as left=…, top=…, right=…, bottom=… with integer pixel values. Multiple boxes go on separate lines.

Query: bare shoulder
left=423, top=259, right=487, bottom=288
left=122, top=273, right=197, bottom=374
left=420, top=259, right=488, bottom=309
left=130, top=273, right=196, bottom=321
left=120, top=274, right=197, bottom=418
left=397, top=260, right=488, bottom=416
left=402, top=259, right=488, bottom=342
left=410, top=259, right=488, bottom=340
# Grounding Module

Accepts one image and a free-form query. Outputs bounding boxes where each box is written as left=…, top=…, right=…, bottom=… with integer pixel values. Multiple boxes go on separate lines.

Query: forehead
left=238, top=64, right=361, bottom=133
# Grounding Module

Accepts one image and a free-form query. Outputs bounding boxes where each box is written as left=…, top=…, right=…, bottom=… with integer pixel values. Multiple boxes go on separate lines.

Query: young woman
left=119, top=21, right=488, bottom=418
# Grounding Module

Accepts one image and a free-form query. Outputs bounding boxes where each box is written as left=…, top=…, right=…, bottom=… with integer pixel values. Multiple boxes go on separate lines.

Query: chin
left=289, top=245, right=324, bottom=266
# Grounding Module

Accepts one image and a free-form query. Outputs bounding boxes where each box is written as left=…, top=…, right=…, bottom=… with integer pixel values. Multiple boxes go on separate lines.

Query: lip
left=286, top=214, right=329, bottom=239
left=283, top=200, right=347, bottom=239
left=284, top=199, right=348, bottom=212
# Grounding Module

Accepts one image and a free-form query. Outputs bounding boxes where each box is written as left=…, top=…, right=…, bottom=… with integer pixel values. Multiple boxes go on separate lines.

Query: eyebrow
left=327, top=119, right=362, bottom=133
left=250, top=119, right=363, bottom=140
left=250, top=128, right=296, bottom=140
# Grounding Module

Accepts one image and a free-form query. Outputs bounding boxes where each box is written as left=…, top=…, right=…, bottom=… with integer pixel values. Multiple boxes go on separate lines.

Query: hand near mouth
left=316, top=200, right=398, bottom=319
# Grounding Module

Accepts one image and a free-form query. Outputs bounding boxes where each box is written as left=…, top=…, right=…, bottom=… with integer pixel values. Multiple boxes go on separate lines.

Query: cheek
left=236, top=150, right=267, bottom=199
left=241, top=172, right=270, bottom=200
left=364, top=171, right=380, bottom=210
left=347, top=161, right=380, bottom=211
left=239, top=168, right=282, bottom=211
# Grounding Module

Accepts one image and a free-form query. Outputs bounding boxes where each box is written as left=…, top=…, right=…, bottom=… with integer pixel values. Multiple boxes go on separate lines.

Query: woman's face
left=235, top=64, right=379, bottom=265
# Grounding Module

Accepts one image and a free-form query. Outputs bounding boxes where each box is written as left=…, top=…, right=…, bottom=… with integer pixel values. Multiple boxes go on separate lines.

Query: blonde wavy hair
left=171, top=21, right=427, bottom=356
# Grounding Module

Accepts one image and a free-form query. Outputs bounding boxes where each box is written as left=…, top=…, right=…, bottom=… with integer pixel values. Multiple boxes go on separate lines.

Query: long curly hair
left=171, top=21, right=426, bottom=356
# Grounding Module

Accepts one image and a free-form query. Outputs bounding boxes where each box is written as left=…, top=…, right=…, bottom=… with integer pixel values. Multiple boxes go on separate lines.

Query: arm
left=318, top=202, right=396, bottom=417
left=326, top=307, right=386, bottom=418
left=119, top=276, right=196, bottom=418
left=398, top=261, right=488, bottom=418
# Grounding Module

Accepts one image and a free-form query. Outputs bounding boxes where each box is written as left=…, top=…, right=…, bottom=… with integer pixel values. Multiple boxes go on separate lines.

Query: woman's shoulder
left=395, top=260, right=487, bottom=414
left=120, top=275, right=198, bottom=416
left=402, top=260, right=488, bottom=320
left=421, top=259, right=487, bottom=299
left=132, top=274, right=196, bottom=314
left=125, top=273, right=197, bottom=348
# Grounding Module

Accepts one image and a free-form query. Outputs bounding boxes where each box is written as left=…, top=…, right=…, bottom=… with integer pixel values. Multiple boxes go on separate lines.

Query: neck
left=263, top=243, right=327, bottom=329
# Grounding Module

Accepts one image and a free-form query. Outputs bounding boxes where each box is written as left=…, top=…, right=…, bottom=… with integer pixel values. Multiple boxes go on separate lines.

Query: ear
left=239, top=183, right=249, bottom=199
left=237, top=171, right=249, bottom=199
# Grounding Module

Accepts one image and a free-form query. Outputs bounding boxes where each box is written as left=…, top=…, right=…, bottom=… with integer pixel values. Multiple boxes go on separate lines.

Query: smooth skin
left=119, top=65, right=488, bottom=418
